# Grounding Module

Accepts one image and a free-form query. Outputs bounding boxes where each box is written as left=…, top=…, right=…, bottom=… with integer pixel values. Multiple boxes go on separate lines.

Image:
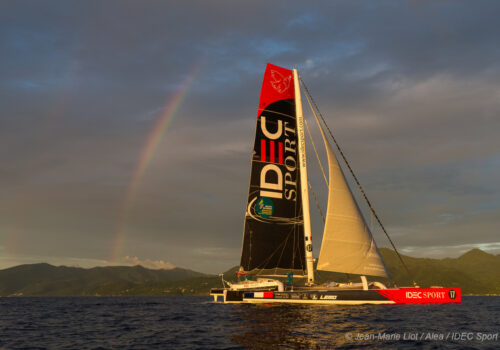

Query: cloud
left=0, top=253, right=110, bottom=269
left=121, top=256, right=175, bottom=270
left=0, top=1, right=499, bottom=273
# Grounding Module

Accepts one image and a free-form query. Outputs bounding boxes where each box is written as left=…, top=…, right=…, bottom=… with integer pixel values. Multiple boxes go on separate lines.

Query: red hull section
left=376, top=287, right=461, bottom=304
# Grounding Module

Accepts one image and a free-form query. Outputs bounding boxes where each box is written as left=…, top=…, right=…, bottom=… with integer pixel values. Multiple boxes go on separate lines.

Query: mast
left=293, top=69, right=314, bottom=284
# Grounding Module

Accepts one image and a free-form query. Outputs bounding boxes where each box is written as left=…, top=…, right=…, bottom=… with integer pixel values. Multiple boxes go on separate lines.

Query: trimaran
left=210, top=63, right=461, bottom=305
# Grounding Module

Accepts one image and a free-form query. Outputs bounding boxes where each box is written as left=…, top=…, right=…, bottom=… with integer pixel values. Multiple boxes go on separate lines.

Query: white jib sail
left=312, top=108, right=390, bottom=278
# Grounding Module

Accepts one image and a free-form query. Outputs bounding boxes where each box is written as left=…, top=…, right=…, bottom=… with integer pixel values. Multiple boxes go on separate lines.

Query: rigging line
left=294, top=226, right=306, bottom=275
left=304, top=118, right=329, bottom=188
left=308, top=181, right=325, bottom=224
left=314, top=267, right=325, bottom=284
left=255, top=233, right=289, bottom=274
left=306, top=108, right=351, bottom=284
left=275, top=226, right=293, bottom=277
left=300, top=76, right=415, bottom=286
left=252, top=227, right=302, bottom=277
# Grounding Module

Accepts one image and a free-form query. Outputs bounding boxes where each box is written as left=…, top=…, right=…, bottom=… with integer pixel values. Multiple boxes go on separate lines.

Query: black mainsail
left=239, top=64, right=305, bottom=275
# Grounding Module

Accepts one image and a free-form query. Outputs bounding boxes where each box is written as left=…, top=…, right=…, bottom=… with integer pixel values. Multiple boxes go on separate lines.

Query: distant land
left=1, top=248, right=498, bottom=296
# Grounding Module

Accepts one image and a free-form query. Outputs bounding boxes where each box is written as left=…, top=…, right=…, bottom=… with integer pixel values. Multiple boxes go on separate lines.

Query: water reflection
left=228, top=303, right=389, bottom=349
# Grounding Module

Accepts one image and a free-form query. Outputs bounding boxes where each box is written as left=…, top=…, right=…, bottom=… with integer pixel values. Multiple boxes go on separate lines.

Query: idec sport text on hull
left=406, top=291, right=446, bottom=299
left=259, top=115, right=298, bottom=201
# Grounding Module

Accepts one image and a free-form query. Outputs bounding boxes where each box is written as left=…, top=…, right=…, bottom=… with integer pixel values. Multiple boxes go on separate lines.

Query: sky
left=1, top=1, right=499, bottom=273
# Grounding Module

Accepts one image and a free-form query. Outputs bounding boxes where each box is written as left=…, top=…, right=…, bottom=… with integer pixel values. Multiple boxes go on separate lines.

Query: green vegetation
left=1, top=249, right=498, bottom=296
left=0, top=264, right=209, bottom=296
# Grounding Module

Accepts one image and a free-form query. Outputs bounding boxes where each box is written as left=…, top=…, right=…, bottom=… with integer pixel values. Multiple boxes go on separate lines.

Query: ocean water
left=0, top=296, right=498, bottom=349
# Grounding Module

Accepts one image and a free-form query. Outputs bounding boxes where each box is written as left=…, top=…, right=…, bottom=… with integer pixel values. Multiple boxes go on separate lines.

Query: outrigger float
left=211, top=64, right=460, bottom=305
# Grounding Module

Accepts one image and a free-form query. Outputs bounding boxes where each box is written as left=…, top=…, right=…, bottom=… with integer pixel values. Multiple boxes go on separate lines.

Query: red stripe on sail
left=261, top=139, right=266, bottom=162
left=278, top=142, right=283, bottom=164
left=270, top=140, right=275, bottom=163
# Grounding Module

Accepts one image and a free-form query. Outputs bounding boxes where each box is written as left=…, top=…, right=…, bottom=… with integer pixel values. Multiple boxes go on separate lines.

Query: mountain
left=0, top=264, right=209, bottom=296
left=1, top=249, right=499, bottom=296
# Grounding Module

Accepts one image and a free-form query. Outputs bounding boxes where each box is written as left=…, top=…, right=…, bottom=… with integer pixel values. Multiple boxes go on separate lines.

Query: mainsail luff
left=308, top=95, right=390, bottom=279
left=239, top=64, right=306, bottom=275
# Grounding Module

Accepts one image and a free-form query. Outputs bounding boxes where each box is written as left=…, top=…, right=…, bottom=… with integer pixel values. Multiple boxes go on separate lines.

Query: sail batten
left=311, top=99, right=390, bottom=279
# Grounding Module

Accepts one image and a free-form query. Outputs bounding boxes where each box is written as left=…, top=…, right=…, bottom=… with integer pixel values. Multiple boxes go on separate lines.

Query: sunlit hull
left=211, top=287, right=461, bottom=305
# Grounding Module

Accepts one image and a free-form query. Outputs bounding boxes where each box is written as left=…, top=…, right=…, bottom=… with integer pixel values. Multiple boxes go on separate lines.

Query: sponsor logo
left=319, top=295, right=338, bottom=300
left=259, top=116, right=298, bottom=201
left=274, top=293, right=289, bottom=299
left=270, top=70, right=292, bottom=93
left=449, top=290, right=456, bottom=299
left=255, top=197, right=274, bottom=218
left=405, top=291, right=446, bottom=299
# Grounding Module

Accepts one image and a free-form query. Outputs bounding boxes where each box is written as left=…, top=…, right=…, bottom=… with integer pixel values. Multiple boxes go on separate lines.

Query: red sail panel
left=270, top=140, right=275, bottom=163
left=278, top=142, right=283, bottom=164
left=260, top=139, right=266, bottom=162
left=257, top=63, right=295, bottom=118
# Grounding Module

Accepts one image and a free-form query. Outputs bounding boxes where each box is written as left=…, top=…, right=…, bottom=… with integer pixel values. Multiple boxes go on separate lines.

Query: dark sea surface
left=0, top=296, right=498, bottom=349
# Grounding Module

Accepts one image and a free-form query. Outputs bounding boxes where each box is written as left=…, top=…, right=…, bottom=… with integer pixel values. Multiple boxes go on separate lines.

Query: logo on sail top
left=270, top=70, right=292, bottom=93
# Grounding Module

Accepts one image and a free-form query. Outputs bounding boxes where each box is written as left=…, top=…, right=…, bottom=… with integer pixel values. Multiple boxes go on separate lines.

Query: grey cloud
left=1, top=1, right=499, bottom=273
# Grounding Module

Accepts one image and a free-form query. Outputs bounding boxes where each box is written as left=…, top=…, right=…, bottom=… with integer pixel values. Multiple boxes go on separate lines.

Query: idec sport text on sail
left=259, top=116, right=298, bottom=201
left=256, top=64, right=298, bottom=202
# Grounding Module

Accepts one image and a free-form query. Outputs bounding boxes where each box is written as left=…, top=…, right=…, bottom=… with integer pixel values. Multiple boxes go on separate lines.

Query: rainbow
left=110, top=62, right=203, bottom=263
